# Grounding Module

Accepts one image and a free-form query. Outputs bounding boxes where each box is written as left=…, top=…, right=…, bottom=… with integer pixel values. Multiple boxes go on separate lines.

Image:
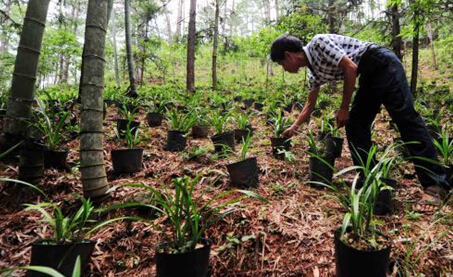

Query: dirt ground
left=1, top=104, right=452, bottom=277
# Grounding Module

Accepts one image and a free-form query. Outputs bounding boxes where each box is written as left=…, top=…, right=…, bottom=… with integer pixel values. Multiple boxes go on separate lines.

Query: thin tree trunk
left=222, top=0, right=227, bottom=36
left=176, top=0, right=184, bottom=39
left=164, top=4, right=172, bottom=44
left=328, top=0, right=335, bottom=33
left=186, top=0, right=197, bottom=92
left=3, top=0, right=50, bottom=142
left=229, top=0, right=235, bottom=37
left=111, top=7, right=121, bottom=89
left=410, top=7, right=420, bottom=96
left=264, top=0, right=271, bottom=24
left=125, top=0, right=138, bottom=97
left=79, top=0, right=110, bottom=201
left=427, top=22, right=437, bottom=70
left=275, top=0, right=279, bottom=21
left=0, top=1, right=12, bottom=54
left=390, top=3, right=403, bottom=61
left=212, top=0, right=220, bottom=90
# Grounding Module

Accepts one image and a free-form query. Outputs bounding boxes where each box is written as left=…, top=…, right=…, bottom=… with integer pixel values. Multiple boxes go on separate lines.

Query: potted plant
left=146, top=94, right=169, bottom=127
left=112, top=122, right=143, bottom=174
left=432, top=125, right=453, bottom=184
left=31, top=100, right=70, bottom=169
left=269, top=111, right=291, bottom=159
left=191, top=108, right=211, bottom=139
left=326, top=149, right=397, bottom=277
left=25, top=198, right=132, bottom=277
left=117, top=104, right=140, bottom=138
left=123, top=174, right=267, bottom=277
left=166, top=109, right=196, bottom=151
left=210, top=110, right=235, bottom=153
left=226, top=133, right=259, bottom=188
left=233, top=111, right=253, bottom=144
left=319, top=116, right=344, bottom=159
left=307, top=130, right=335, bottom=185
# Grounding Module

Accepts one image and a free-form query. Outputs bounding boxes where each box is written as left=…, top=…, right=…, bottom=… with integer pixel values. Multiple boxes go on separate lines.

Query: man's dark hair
left=270, top=35, right=303, bottom=62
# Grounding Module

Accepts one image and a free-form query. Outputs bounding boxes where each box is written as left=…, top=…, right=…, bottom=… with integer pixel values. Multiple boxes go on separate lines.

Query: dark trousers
left=346, top=46, right=450, bottom=190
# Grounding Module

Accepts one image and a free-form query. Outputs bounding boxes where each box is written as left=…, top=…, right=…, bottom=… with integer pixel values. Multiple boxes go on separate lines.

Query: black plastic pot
left=156, top=239, right=211, bottom=277
left=254, top=102, right=264, bottom=111
left=111, top=148, right=143, bottom=174
left=192, top=125, right=210, bottom=139
left=147, top=112, right=164, bottom=127
left=19, top=140, right=45, bottom=185
left=166, top=130, right=187, bottom=151
left=334, top=228, right=391, bottom=277
left=311, top=109, right=322, bottom=117
left=28, top=239, right=95, bottom=277
left=211, top=131, right=235, bottom=153
left=44, top=149, right=69, bottom=169
left=446, top=165, right=453, bottom=184
left=243, top=98, right=255, bottom=109
left=325, top=135, right=344, bottom=159
left=375, top=178, right=397, bottom=216
left=234, top=126, right=253, bottom=143
left=283, top=103, right=293, bottom=113
left=270, top=137, right=291, bottom=159
left=309, top=156, right=334, bottom=185
left=116, top=119, right=140, bottom=138
left=0, top=108, right=6, bottom=116
left=233, top=96, right=243, bottom=102
left=226, top=157, right=259, bottom=188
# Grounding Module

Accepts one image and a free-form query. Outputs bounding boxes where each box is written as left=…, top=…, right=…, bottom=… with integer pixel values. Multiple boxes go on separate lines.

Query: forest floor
left=1, top=102, right=453, bottom=277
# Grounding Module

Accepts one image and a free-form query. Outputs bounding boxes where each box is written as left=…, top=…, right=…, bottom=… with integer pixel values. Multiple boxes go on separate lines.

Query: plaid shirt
left=303, top=34, right=372, bottom=90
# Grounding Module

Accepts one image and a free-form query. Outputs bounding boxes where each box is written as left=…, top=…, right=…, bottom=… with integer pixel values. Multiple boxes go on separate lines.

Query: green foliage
left=24, top=198, right=133, bottom=245
left=31, top=99, right=70, bottom=151
left=123, top=174, right=267, bottom=254
left=433, top=125, right=453, bottom=165
left=168, top=109, right=197, bottom=133
left=0, top=256, right=81, bottom=277
left=124, top=124, right=141, bottom=149
left=270, top=111, right=291, bottom=138
left=276, top=6, right=327, bottom=44
left=331, top=144, right=398, bottom=248
left=210, top=109, right=231, bottom=134
left=234, top=110, right=251, bottom=129
left=182, top=145, right=210, bottom=161
left=239, top=133, right=252, bottom=162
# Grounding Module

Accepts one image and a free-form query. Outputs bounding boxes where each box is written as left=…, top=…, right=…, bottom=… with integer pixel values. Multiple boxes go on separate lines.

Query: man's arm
left=336, top=55, right=358, bottom=128
left=282, top=87, right=320, bottom=137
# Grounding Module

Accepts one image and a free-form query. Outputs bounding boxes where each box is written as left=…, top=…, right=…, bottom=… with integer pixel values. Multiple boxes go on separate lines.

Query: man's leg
left=346, top=87, right=382, bottom=170
left=382, top=61, right=450, bottom=195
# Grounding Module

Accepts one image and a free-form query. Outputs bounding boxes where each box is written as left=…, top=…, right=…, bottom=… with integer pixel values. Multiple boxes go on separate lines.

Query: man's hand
left=282, top=125, right=298, bottom=138
left=336, top=108, right=349, bottom=128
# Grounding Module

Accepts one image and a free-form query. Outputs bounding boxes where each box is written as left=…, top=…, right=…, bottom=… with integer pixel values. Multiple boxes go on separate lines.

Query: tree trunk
left=79, top=0, right=110, bottom=201
left=186, top=0, right=197, bottom=92
left=0, top=1, right=12, bottom=54
left=3, top=0, right=50, bottom=143
left=222, top=0, right=227, bottom=36
left=229, top=0, right=235, bottom=37
left=125, top=0, right=138, bottom=97
left=390, top=3, right=403, bottom=61
left=328, top=0, right=335, bottom=33
left=176, top=0, right=184, bottom=39
left=275, top=0, right=279, bottom=21
left=164, top=4, right=172, bottom=44
left=427, top=22, right=437, bottom=70
left=212, top=0, right=220, bottom=90
left=264, top=0, right=271, bottom=24
left=410, top=7, right=420, bottom=96
left=111, top=7, right=121, bottom=89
